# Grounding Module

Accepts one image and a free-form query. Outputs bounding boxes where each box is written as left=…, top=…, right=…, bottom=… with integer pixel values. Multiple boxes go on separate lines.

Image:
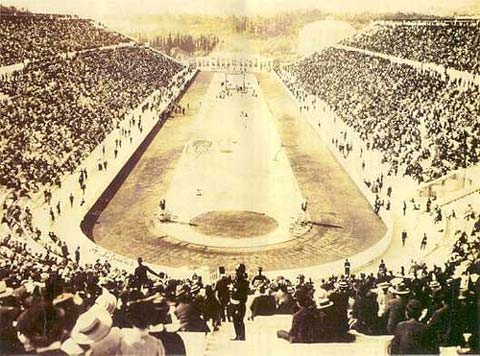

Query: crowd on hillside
left=342, top=21, right=480, bottom=74
left=0, top=46, right=184, bottom=193
left=281, top=48, right=480, bottom=183
left=0, top=14, right=130, bottom=67
left=0, top=204, right=478, bottom=355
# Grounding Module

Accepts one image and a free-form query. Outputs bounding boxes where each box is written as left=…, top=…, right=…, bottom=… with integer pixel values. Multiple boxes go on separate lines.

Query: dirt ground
left=86, top=71, right=386, bottom=273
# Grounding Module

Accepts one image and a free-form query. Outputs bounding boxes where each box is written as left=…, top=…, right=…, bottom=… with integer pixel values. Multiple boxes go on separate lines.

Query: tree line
left=136, top=33, right=220, bottom=56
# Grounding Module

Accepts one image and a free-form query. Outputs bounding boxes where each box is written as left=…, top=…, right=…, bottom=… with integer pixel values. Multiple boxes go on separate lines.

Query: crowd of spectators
left=0, top=204, right=478, bottom=354
left=0, top=45, right=184, bottom=193
left=0, top=13, right=130, bottom=66
left=341, top=20, right=480, bottom=74
left=280, top=48, right=480, bottom=183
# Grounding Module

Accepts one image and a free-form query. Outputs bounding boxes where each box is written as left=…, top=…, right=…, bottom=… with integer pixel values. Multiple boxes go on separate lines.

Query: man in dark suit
left=427, top=290, right=464, bottom=347
left=275, top=284, right=296, bottom=314
left=277, top=288, right=317, bottom=343
left=251, top=267, right=268, bottom=286
left=249, top=285, right=276, bottom=318
left=174, top=285, right=208, bottom=332
left=389, top=299, right=439, bottom=355
left=383, top=283, right=410, bottom=334
left=328, top=280, right=350, bottom=338
left=230, top=264, right=249, bottom=341
left=134, top=257, right=163, bottom=289
left=215, top=269, right=231, bottom=322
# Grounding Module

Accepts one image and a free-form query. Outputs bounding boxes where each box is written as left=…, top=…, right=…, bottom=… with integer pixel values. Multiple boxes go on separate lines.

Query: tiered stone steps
left=175, top=314, right=461, bottom=356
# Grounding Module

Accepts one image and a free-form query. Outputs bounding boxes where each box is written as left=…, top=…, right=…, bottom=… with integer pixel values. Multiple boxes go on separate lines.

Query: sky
left=2, top=0, right=479, bottom=18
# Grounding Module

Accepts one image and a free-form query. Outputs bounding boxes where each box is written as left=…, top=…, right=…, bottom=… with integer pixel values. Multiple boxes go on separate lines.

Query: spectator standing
left=230, top=263, right=249, bottom=341
left=344, top=259, right=351, bottom=276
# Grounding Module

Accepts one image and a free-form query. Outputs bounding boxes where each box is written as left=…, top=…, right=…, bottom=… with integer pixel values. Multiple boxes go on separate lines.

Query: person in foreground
left=276, top=287, right=317, bottom=343
left=388, top=299, right=439, bottom=355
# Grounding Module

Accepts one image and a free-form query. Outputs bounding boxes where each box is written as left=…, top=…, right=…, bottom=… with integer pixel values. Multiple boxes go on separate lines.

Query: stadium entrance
left=195, top=52, right=273, bottom=72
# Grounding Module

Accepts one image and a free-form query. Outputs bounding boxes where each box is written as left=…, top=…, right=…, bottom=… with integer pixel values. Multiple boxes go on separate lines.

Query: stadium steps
left=203, top=315, right=393, bottom=356
left=202, top=314, right=460, bottom=356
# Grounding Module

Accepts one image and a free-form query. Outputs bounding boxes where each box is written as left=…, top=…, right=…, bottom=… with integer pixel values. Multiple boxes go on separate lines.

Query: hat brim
left=377, top=283, right=391, bottom=289
left=0, top=288, right=13, bottom=299
left=54, top=293, right=74, bottom=305
left=318, top=301, right=334, bottom=309
left=393, top=290, right=410, bottom=295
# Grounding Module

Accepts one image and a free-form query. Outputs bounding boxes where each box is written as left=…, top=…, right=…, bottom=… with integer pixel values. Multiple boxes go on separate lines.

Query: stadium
left=0, top=1, right=479, bottom=355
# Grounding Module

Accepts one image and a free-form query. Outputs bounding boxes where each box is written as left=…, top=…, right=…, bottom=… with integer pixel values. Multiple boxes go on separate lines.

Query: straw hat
left=71, top=306, right=113, bottom=345
left=390, top=277, right=404, bottom=286
left=429, top=280, right=441, bottom=289
left=337, top=280, right=349, bottom=289
left=391, top=283, right=410, bottom=295
left=377, top=281, right=392, bottom=289
left=95, top=292, right=117, bottom=315
left=317, top=298, right=334, bottom=310
left=190, top=282, right=201, bottom=295
left=53, top=293, right=74, bottom=306
left=0, top=281, right=13, bottom=299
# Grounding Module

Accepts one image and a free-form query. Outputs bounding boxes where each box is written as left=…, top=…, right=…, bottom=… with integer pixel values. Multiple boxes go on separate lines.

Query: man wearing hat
left=328, top=280, right=350, bottom=338
left=274, top=284, right=296, bottom=314
left=344, top=259, right=351, bottom=276
left=174, top=284, right=208, bottom=332
left=375, top=281, right=392, bottom=316
left=389, top=299, right=439, bottom=355
left=426, top=290, right=464, bottom=347
left=230, top=263, right=249, bottom=341
left=277, top=287, right=317, bottom=343
left=249, top=284, right=276, bottom=319
left=149, top=294, right=187, bottom=356
left=70, top=305, right=122, bottom=355
left=215, top=268, right=231, bottom=322
left=382, top=283, right=410, bottom=334
left=351, top=284, right=381, bottom=335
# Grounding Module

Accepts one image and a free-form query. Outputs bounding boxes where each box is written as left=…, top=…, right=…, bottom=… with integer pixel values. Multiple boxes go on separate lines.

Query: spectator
left=174, top=284, right=208, bottom=333
left=119, top=300, right=166, bottom=355
left=70, top=305, right=122, bottom=356
left=277, top=287, right=317, bottom=343
left=388, top=299, right=439, bottom=355
left=382, top=283, right=410, bottom=334
left=249, top=284, right=276, bottom=319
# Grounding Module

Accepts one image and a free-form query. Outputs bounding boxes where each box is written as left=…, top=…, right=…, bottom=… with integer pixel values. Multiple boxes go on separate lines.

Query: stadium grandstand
left=0, top=4, right=479, bottom=356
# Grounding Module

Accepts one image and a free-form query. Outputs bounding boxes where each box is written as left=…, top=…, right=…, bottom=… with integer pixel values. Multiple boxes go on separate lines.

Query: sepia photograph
left=0, top=0, right=479, bottom=355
